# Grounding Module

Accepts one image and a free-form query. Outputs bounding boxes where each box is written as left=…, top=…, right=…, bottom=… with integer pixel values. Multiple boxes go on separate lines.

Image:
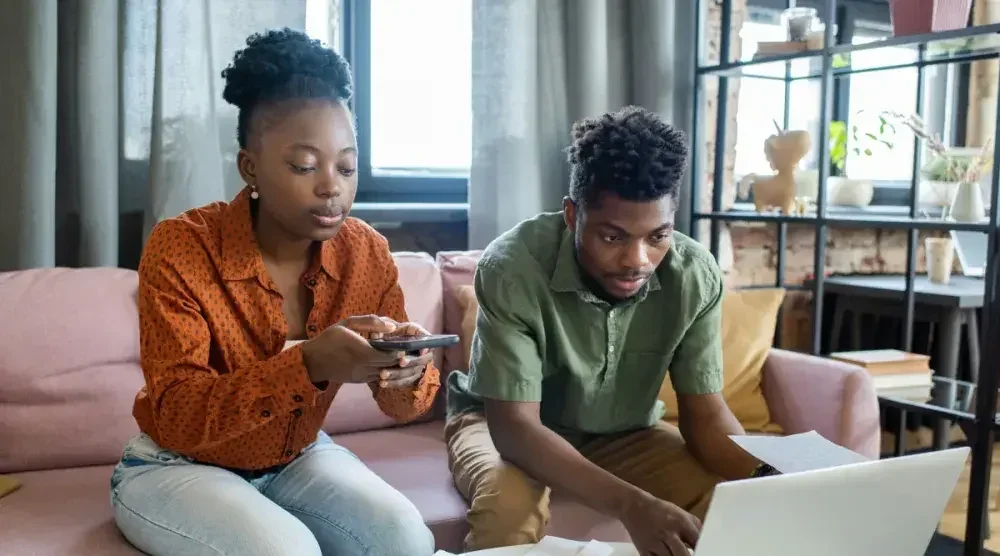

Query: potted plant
left=888, top=0, right=972, bottom=36
left=821, top=113, right=895, bottom=206
left=881, top=110, right=993, bottom=220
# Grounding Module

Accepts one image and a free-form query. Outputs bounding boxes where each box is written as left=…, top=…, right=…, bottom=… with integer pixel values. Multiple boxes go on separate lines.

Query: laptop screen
left=951, top=230, right=989, bottom=276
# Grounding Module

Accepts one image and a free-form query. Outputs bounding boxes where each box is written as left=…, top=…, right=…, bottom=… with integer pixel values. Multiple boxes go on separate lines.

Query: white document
left=729, top=430, right=869, bottom=474
left=523, top=536, right=615, bottom=556
left=432, top=552, right=457, bottom=556
left=576, top=540, right=615, bottom=556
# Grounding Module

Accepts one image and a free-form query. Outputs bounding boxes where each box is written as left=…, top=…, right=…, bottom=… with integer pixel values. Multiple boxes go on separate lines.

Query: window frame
left=742, top=0, right=969, bottom=209
left=340, top=0, right=469, bottom=204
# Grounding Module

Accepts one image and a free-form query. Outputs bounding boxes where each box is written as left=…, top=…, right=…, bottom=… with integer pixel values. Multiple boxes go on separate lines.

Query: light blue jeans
left=109, top=432, right=435, bottom=556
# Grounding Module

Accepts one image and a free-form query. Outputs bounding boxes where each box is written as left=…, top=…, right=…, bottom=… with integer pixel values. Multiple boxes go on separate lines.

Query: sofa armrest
left=761, top=349, right=881, bottom=459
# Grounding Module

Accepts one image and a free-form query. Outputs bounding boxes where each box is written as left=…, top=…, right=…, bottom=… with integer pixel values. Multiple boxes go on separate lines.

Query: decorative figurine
left=737, top=120, right=812, bottom=215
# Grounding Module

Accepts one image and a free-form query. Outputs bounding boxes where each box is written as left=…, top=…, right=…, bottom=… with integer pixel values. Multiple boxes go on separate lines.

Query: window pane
left=845, top=33, right=918, bottom=181
left=734, top=20, right=820, bottom=178
left=370, top=0, right=471, bottom=172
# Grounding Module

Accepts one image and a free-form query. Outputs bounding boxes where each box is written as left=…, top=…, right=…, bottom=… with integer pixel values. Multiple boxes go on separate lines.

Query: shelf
left=693, top=208, right=992, bottom=231
left=878, top=394, right=977, bottom=424
left=879, top=394, right=1000, bottom=432
left=698, top=22, right=1000, bottom=80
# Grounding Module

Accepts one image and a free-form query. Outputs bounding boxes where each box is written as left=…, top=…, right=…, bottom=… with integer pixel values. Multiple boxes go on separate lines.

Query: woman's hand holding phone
left=300, top=315, right=431, bottom=388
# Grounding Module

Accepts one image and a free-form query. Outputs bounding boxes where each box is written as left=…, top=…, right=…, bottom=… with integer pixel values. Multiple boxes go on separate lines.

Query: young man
left=445, top=106, right=770, bottom=556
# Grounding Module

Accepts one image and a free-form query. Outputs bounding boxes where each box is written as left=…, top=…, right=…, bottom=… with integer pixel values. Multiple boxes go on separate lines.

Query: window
left=369, top=0, right=471, bottom=171
left=844, top=29, right=919, bottom=181
left=320, top=0, right=471, bottom=203
left=733, top=17, right=821, bottom=178
left=734, top=2, right=957, bottom=208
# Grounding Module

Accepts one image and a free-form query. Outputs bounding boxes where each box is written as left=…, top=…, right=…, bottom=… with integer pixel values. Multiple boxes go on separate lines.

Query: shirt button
left=292, top=409, right=303, bottom=417
left=609, top=346, right=616, bottom=353
left=307, top=324, right=317, bottom=333
left=307, top=278, right=317, bottom=287
left=284, top=450, right=293, bottom=457
left=260, top=409, right=270, bottom=418
left=293, top=394, right=303, bottom=403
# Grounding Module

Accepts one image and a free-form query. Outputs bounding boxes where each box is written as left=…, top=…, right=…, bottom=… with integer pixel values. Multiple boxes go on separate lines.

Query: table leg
left=932, top=309, right=963, bottom=451
left=851, top=312, right=863, bottom=351
left=894, top=409, right=907, bottom=457
left=830, top=298, right=845, bottom=352
left=967, top=309, right=981, bottom=384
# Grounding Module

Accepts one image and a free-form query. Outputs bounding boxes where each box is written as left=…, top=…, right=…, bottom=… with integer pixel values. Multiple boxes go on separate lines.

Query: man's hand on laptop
left=620, top=491, right=700, bottom=556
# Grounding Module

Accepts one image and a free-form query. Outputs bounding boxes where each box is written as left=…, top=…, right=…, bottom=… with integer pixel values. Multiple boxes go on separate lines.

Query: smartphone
left=369, top=333, right=460, bottom=355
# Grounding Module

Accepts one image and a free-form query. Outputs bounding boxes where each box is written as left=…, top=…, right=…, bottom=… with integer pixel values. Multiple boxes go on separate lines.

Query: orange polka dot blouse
left=132, top=188, right=440, bottom=470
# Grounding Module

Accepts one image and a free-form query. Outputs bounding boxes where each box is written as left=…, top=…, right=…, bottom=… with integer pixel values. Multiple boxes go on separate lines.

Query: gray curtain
left=0, top=0, right=309, bottom=271
left=468, top=0, right=697, bottom=249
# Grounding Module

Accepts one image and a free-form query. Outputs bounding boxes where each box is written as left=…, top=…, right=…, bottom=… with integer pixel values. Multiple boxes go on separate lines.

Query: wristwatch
left=750, top=462, right=778, bottom=478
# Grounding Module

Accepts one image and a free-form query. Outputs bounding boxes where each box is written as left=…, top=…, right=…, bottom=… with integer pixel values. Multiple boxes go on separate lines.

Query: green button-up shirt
left=446, top=212, right=724, bottom=442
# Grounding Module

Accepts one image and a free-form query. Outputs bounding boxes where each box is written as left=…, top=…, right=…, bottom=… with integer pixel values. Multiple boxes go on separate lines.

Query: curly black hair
left=221, top=28, right=353, bottom=148
left=566, top=105, right=688, bottom=207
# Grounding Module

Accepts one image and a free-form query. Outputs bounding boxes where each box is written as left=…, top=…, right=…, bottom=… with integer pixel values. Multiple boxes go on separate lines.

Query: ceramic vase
left=949, top=180, right=985, bottom=223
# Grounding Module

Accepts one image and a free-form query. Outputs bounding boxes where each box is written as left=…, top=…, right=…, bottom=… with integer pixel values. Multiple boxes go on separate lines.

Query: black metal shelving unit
left=688, top=1, right=1000, bottom=553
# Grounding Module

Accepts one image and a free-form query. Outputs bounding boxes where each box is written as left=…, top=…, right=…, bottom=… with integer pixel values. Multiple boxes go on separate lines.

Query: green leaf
left=865, top=132, right=878, bottom=140
left=864, top=148, right=873, bottom=156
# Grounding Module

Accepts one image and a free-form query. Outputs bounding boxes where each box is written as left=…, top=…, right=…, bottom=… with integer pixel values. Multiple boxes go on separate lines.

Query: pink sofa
left=0, top=251, right=881, bottom=555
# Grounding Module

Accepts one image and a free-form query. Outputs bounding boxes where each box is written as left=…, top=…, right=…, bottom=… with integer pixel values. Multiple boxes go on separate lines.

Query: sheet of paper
left=577, top=539, right=615, bottom=556
left=729, top=430, right=869, bottom=474
left=523, top=536, right=586, bottom=556
left=432, top=551, right=457, bottom=556
left=522, top=536, right=616, bottom=556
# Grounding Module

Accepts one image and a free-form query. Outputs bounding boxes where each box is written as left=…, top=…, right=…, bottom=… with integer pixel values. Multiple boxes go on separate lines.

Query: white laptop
left=694, top=447, right=970, bottom=556
left=952, top=229, right=989, bottom=277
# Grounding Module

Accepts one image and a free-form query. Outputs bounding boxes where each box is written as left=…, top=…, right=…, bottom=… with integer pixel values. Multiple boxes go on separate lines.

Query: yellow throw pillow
left=659, top=288, right=786, bottom=433
left=455, top=285, right=479, bottom=371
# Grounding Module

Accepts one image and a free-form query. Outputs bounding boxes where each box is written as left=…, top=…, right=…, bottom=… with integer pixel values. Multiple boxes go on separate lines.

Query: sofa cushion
left=659, top=288, right=786, bottom=433
left=435, top=251, right=481, bottom=372
left=0, top=268, right=144, bottom=473
left=393, top=252, right=445, bottom=340
left=321, top=253, right=444, bottom=436
left=455, top=285, right=478, bottom=371
left=334, top=421, right=629, bottom=553
left=3, top=421, right=629, bottom=555
left=2, top=465, right=142, bottom=555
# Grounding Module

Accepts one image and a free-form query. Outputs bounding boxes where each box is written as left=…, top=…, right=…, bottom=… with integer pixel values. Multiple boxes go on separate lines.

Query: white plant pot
left=829, top=177, right=873, bottom=207
left=919, top=180, right=960, bottom=207
left=794, top=171, right=873, bottom=207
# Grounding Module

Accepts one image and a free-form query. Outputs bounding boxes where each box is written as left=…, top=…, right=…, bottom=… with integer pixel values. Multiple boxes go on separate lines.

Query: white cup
left=925, top=237, right=955, bottom=285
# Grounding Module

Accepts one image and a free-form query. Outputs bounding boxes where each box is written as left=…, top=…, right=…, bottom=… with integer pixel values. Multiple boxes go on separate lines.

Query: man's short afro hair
left=566, top=105, right=689, bottom=207
left=221, top=28, right=353, bottom=148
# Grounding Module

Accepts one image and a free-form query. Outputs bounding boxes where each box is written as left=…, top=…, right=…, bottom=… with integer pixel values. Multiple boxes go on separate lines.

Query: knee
left=470, top=463, right=548, bottom=519
left=114, top=499, right=322, bottom=556
left=465, top=464, right=549, bottom=549
left=258, top=521, right=323, bottom=556
left=363, top=496, right=435, bottom=556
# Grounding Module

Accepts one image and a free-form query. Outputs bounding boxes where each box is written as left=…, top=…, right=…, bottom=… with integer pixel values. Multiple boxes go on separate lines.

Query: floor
left=884, top=428, right=1000, bottom=551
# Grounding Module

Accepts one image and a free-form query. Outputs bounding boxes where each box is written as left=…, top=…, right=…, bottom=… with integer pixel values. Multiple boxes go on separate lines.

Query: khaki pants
left=444, top=412, right=722, bottom=551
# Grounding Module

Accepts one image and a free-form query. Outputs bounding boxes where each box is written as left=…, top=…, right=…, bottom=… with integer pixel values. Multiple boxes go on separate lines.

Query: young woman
left=110, top=28, right=439, bottom=556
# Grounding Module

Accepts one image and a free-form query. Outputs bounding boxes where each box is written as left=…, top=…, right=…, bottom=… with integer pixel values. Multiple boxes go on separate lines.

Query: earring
left=250, top=184, right=259, bottom=200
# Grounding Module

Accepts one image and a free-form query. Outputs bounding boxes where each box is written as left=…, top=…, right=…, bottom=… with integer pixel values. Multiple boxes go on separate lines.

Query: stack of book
left=830, top=349, right=934, bottom=402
